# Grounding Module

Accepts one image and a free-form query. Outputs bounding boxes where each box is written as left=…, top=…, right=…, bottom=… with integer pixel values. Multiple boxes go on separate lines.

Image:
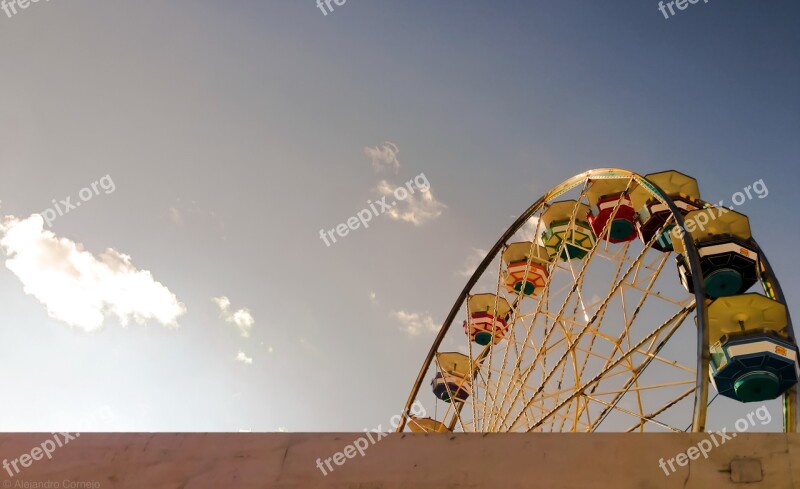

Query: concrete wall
left=0, top=433, right=797, bottom=489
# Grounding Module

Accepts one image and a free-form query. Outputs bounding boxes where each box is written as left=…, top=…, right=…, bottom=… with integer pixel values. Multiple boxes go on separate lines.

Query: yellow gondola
left=463, top=294, right=512, bottom=345
left=673, top=208, right=758, bottom=298
left=540, top=200, right=595, bottom=261
left=707, top=294, right=799, bottom=403
left=502, top=242, right=551, bottom=298
left=630, top=170, right=702, bottom=252
left=586, top=179, right=637, bottom=243
left=431, top=352, right=474, bottom=403
left=407, top=417, right=450, bottom=433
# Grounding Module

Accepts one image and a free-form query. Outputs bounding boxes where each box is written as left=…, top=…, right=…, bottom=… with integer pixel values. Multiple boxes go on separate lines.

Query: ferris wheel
left=397, top=169, right=798, bottom=433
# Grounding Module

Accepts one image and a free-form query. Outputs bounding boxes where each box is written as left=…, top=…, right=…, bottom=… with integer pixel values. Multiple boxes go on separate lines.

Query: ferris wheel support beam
left=665, top=208, right=709, bottom=432
left=755, top=241, right=798, bottom=432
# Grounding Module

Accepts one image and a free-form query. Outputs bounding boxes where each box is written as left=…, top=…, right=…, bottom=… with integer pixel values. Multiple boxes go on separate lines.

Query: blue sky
left=0, top=0, right=798, bottom=431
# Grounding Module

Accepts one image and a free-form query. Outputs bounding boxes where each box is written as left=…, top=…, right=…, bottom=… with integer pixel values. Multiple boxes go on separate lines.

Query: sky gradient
left=0, top=0, right=798, bottom=432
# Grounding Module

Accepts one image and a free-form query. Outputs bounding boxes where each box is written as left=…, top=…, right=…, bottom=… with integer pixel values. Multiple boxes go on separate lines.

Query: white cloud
left=514, top=216, right=544, bottom=245
left=390, top=310, right=439, bottom=337
left=213, top=296, right=254, bottom=338
left=167, top=207, right=184, bottom=226
left=376, top=180, right=445, bottom=226
left=236, top=351, right=253, bottom=364
left=212, top=296, right=230, bottom=311
left=0, top=214, right=186, bottom=332
left=458, top=247, right=488, bottom=278
left=364, top=141, right=400, bottom=173
left=369, top=291, right=377, bottom=304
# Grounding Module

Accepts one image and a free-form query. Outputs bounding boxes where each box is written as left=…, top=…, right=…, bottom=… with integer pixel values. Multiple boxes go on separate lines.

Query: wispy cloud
left=167, top=207, right=184, bottom=226
left=376, top=180, right=445, bottom=226
left=166, top=199, right=227, bottom=240
left=0, top=214, right=186, bottom=332
left=212, top=296, right=255, bottom=338
left=236, top=351, right=253, bottom=365
left=458, top=247, right=488, bottom=278
left=390, top=310, right=439, bottom=337
left=364, top=141, right=400, bottom=173
left=514, top=216, right=543, bottom=244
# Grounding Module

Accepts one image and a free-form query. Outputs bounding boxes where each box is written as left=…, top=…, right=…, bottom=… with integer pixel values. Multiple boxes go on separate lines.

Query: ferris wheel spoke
left=517, top=305, right=692, bottom=432
left=485, top=210, right=594, bottom=431
left=584, top=394, right=683, bottom=432
left=591, top=379, right=696, bottom=397
left=492, top=230, right=613, bottom=427
left=478, top=245, right=511, bottom=424
left=623, top=387, right=697, bottom=432
left=572, top=239, right=631, bottom=391
left=502, top=217, right=669, bottom=431
left=584, top=250, right=671, bottom=383
left=587, top=306, right=693, bottom=431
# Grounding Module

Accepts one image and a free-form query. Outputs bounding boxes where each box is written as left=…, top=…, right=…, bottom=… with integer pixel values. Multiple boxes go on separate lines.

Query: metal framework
left=397, top=169, right=796, bottom=433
